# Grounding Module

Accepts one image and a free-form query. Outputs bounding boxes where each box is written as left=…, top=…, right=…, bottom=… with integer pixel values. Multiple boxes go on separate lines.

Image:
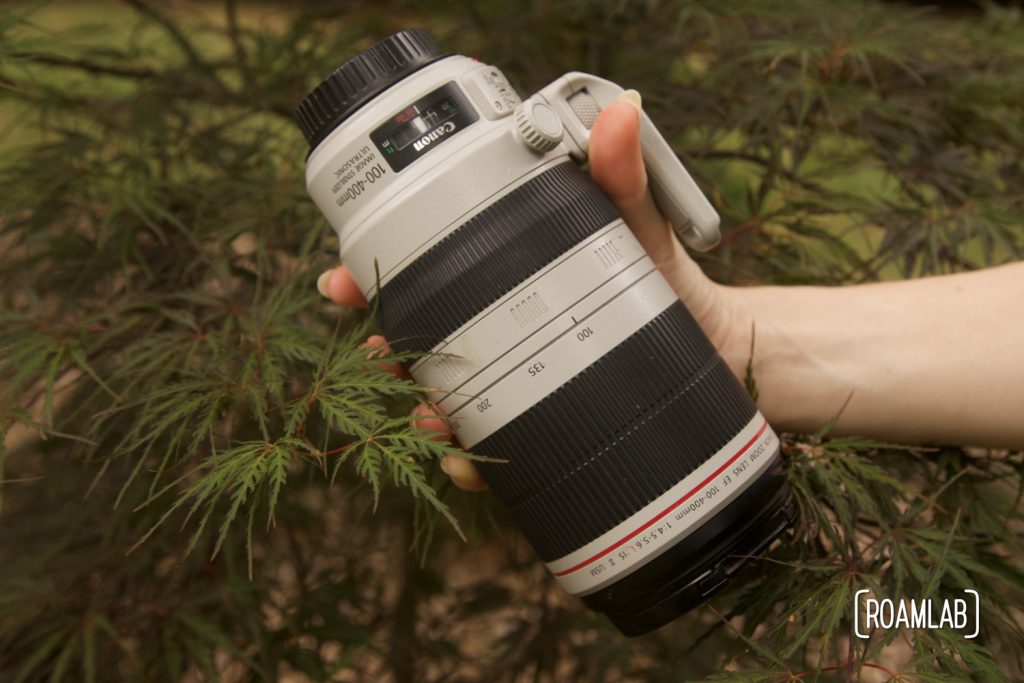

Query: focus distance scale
left=296, top=28, right=796, bottom=636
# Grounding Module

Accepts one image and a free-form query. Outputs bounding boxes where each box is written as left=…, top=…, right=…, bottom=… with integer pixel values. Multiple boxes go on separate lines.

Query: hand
left=317, top=91, right=739, bottom=490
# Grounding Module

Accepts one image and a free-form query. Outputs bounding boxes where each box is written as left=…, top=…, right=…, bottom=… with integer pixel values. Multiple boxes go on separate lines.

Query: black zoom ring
left=475, top=303, right=757, bottom=561
left=374, top=162, right=619, bottom=354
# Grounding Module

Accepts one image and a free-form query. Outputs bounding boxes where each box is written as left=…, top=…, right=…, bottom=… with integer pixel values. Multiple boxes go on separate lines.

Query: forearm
left=717, top=262, right=1024, bottom=449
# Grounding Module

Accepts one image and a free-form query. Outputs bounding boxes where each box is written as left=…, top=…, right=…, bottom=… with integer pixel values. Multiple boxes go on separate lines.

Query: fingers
left=317, top=268, right=486, bottom=491
left=361, top=334, right=408, bottom=379
left=441, top=454, right=488, bottom=492
left=358, top=334, right=488, bottom=492
left=317, top=265, right=368, bottom=308
left=410, top=402, right=489, bottom=492
left=409, top=401, right=452, bottom=437
left=588, top=95, right=686, bottom=269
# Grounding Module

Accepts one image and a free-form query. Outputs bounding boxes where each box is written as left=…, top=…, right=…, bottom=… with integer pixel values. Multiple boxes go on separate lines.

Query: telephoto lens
left=296, top=28, right=796, bottom=636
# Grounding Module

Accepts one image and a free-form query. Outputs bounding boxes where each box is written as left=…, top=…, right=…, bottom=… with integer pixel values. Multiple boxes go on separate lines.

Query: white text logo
left=854, top=589, right=979, bottom=639
left=412, top=121, right=457, bottom=152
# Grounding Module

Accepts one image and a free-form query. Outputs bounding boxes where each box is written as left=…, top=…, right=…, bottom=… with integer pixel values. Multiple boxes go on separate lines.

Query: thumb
left=588, top=92, right=724, bottom=338
left=588, top=93, right=684, bottom=269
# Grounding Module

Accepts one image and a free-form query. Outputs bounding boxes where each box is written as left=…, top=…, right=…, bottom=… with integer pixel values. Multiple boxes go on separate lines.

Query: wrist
left=712, top=284, right=759, bottom=382
left=715, top=284, right=860, bottom=435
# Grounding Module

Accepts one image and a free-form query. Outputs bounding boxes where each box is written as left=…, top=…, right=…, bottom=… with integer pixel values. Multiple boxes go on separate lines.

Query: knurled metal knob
left=514, top=99, right=564, bottom=153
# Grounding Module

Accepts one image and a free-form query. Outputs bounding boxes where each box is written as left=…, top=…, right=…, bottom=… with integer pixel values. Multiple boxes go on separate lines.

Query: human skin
left=317, top=93, right=1024, bottom=491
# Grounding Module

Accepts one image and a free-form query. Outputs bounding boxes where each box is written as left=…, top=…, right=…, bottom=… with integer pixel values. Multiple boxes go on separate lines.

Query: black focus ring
left=474, top=302, right=757, bottom=561
left=374, top=162, right=620, bottom=354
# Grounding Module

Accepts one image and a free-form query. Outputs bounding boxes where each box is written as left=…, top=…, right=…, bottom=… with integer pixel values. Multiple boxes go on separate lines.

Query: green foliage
left=0, top=1, right=1022, bottom=681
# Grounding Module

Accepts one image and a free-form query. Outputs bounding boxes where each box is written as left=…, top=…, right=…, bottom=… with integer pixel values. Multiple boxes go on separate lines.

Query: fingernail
left=616, top=89, right=642, bottom=112
left=316, top=270, right=332, bottom=298
left=439, top=457, right=450, bottom=475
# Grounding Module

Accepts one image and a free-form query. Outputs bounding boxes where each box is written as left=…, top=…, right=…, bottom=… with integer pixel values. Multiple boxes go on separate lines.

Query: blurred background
left=1, top=1, right=1023, bottom=681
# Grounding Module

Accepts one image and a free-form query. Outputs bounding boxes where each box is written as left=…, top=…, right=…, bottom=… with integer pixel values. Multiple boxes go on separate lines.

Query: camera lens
left=298, top=29, right=795, bottom=636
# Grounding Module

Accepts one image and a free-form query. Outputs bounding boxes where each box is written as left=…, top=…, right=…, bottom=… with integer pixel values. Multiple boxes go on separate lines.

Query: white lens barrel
left=300, top=42, right=794, bottom=636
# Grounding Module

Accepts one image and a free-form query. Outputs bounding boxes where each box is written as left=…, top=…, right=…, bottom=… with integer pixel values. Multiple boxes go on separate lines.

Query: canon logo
left=412, top=121, right=457, bottom=152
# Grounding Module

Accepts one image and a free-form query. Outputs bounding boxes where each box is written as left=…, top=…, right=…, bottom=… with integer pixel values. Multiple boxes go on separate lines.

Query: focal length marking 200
left=296, top=29, right=795, bottom=636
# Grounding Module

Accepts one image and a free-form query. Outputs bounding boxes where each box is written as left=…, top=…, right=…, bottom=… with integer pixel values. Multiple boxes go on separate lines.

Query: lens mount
left=295, top=28, right=449, bottom=150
